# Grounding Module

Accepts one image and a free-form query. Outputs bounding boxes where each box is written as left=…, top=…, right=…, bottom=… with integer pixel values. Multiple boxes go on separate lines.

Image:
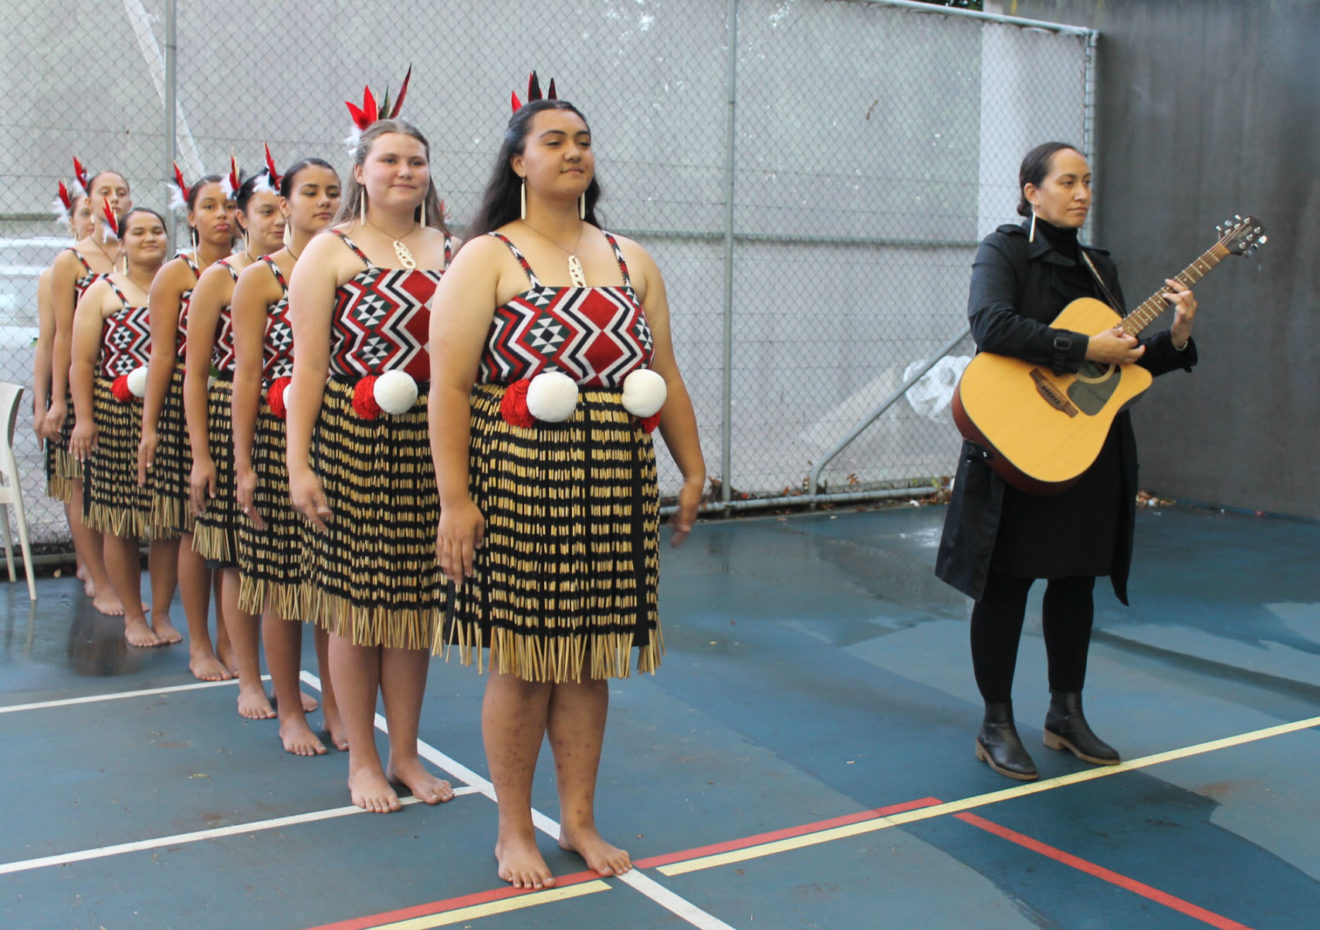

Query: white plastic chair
left=0, top=382, right=36, bottom=600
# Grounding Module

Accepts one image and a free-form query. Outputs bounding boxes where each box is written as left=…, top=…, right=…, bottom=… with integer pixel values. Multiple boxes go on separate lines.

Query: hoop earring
left=520, top=180, right=526, bottom=221
left=360, top=192, right=367, bottom=226
left=1028, top=208, right=1037, bottom=243
left=579, top=193, right=586, bottom=221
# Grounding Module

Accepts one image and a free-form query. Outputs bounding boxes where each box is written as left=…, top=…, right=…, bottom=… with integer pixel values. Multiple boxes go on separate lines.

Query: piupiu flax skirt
left=44, top=391, right=67, bottom=501
left=148, top=364, right=191, bottom=538
left=84, top=378, right=150, bottom=538
left=191, top=378, right=240, bottom=566
left=50, top=390, right=81, bottom=501
left=237, top=401, right=302, bottom=618
left=300, top=377, right=443, bottom=648
left=440, top=383, right=661, bottom=683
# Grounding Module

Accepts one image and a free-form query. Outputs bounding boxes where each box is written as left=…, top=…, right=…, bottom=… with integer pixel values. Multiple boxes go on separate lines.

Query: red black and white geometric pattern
left=69, top=249, right=100, bottom=302
left=478, top=232, right=654, bottom=388
left=209, top=260, right=239, bottom=374
left=100, top=290, right=151, bottom=378
left=327, top=232, right=441, bottom=382
left=259, top=257, right=293, bottom=384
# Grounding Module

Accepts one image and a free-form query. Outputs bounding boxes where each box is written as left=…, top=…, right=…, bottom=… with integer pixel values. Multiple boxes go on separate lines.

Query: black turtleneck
left=1036, top=216, right=1105, bottom=307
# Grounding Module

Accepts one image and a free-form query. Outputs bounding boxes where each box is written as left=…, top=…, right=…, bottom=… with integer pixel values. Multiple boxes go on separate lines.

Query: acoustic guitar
left=952, top=215, right=1267, bottom=495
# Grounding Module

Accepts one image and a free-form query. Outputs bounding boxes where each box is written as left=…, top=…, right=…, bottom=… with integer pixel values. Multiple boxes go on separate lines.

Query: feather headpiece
left=51, top=180, right=74, bottom=227
left=101, top=199, right=119, bottom=241
left=220, top=151, right=240, bottom=200
left=511, top=72, right=557, bottom=113
left=253, top=143, right=280, bottom=195
left=169, top=162, right=191, bottom=212
left=72, top=157, right=90, bottom=197
left=344, top=65, right=412, bottom=153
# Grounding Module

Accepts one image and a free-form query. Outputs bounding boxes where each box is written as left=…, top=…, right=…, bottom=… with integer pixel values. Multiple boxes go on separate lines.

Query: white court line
left=0, top=788, right=484, bottom=877
left=300, top=671, right=740, bottom=930
left=0, top=676, right=268, bottom=714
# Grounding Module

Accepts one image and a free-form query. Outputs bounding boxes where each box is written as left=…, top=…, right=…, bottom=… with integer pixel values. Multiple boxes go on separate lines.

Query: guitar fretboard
left=1120, top=243, right=1229, bottom=336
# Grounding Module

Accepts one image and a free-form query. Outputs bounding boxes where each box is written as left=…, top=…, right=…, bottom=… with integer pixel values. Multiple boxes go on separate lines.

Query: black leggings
left=970, top=573, right=1096, bottom=704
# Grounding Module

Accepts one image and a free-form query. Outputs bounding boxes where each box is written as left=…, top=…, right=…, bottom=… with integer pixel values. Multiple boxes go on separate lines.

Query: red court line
left=955, top=812, right=1254, bottom=930
left=632, top=796, right=942, bottom=869
left=304, top=870, right=601, bottom=930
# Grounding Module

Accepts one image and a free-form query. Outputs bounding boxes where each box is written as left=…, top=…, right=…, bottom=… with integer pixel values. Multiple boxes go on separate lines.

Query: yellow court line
left=371, top=881, right=612, bottom=930
left=660, top=714, right=1320, bottom=876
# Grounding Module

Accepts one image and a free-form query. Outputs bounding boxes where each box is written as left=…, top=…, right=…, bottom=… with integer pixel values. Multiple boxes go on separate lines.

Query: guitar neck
left=1120, top=242, right=1230, bottom=336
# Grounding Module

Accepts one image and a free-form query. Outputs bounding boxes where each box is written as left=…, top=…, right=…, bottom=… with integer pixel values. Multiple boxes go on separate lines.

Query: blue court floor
left=1, top=503, right=1318, bottom=929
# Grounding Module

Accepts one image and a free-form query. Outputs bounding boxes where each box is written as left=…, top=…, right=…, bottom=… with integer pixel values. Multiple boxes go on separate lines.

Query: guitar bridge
left=1030, top=369, right=1079, bottom=417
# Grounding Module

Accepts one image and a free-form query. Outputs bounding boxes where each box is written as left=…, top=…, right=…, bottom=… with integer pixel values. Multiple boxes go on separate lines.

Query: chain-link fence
left=0, top=0, right=1093, bottom=550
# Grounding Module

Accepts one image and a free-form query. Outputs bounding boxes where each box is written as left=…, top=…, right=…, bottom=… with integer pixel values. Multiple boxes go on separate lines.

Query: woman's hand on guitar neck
left=1085, top=327, right=1146, bottom=365
left=1163, top=278, right=1197, bottom=350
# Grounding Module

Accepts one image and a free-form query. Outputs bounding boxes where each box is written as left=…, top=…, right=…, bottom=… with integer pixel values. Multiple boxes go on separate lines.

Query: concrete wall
left=1004, top=0, right=1320, bottom=519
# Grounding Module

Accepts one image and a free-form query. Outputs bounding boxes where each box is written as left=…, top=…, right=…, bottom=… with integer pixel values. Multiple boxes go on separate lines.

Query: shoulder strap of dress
left=106, top=280, right=132, bottom=310
left=68, top=248, right=93, bottom=274
left=487, top=232, right=540, bottom=288
left=182, top=250, right=200, bottom=277
left=216, top=258, right=239, bottom=282
left=602, top=231, right=632, bottom=288
left=443, top=235, right=453, bottom=269
left=332, top=229, right=373, bottom=269
left=260, top=255, right=288, bottom=292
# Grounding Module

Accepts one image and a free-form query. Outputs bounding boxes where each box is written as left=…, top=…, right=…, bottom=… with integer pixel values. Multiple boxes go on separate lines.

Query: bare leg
left=263, top=604, right=324, bottom=754
left=380, top=648, right=451, bottom=804
left=484, top=672, right=554, bottom=889
left=146, top=538, right=182, bottom=644
left=329, top=636, right=397, bottom=812
left=315, top=625, right=348, bottom=750
left=179, top=536, right=227, bottom=680
left=102, top=532, right=159, bottom=647
left=550, top=679, right=630, bottom=877
left=72, top=480, right=120, bottom=615
left=213, top=569, right=237, bottom=675
left=222, top=568, right=272, bottom=719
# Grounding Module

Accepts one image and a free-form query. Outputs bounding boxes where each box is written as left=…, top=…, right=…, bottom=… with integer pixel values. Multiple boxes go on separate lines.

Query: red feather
left=57, top=181, right=72, bottom=211
left=528, top=72, right=541, bottom=102
left=227, top=152, right=240, bottom=196
left=389, top=65, right=412, bottom=118
left=173, top=162, right=189, bottom=199
left=363, top=87, right=379, bottom=123
left=511, top=90, right=522, bottom=113
left=101, top=199, right=119, bottom=238
left=548, top=78, right=557, bottom=100
left=73, top=157, right=89, bottom=192
left=345, top=99, right=367, bottom=127
left=264, top=143, right=280, bottom=188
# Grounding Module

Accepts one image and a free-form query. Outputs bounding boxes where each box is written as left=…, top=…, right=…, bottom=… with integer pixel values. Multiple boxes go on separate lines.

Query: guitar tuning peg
left=1234, top=213, right=1242, bottom=221
left=1258, top=235, right=1268, bottom=246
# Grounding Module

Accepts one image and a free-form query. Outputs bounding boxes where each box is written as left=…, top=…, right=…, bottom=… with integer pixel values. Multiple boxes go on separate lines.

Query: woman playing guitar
left=935, top=142, right=1198, bottom=781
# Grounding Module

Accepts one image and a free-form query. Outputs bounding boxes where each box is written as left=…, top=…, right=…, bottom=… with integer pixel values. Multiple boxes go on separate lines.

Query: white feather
left=167, top=181, right=188, bottom=212
left=344, top=126, right=362, bottom=156
left=50, top=196, right=71, bottom=228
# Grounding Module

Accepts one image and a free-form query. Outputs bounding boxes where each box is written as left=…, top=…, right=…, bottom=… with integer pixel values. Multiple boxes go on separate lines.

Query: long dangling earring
left=120, top=253, right=129, bottom=276
left=1028, top=207, right=1038, bottom=243
left=282, top=216, right=292, bottom=247
left=579, top=192, right=586, bottom=221
left=520, top=179, right=527, bottom=221
left=359, top=191, right=367, bottom=226
left=190, top=226, right=199, bottom=253
left=420, top=198, right=427, bottom=228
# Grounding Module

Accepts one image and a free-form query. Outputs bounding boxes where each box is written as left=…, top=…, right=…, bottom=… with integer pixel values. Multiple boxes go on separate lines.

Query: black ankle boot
left=1043, top=691, right=1120, bottom=765
left=975, top=702, right=1038, bottom=781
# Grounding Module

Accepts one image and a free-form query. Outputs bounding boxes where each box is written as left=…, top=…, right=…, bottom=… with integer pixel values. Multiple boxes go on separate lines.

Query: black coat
left=935, top=221, right=1197, bottom=605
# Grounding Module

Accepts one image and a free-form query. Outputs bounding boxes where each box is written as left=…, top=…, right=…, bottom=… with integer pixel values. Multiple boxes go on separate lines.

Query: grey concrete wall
left=1007, top=0, right=1320, bottom=519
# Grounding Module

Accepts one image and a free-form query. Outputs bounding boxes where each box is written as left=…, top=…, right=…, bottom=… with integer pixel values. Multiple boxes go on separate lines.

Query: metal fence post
left=164, top=0, right=177, bottom=245
left=720, top=0, right=738, bottom=505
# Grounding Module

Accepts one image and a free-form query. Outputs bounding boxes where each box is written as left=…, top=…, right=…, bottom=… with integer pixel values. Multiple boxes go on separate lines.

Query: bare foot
left=560, top=825, right=631, bottom=877
left=151, top=614, right=183, bottom=645
left=237, top=682, right=277, bottom=720
left=386, top=756, right=453, bottom=805
left=349, top=764, right=402, bottom=813
left=300, top=691, right=319, bottom=713
left=189, top=651, right=235, bottom=682
left=279, top=718, right=328, bottom=757
left=125, top=616, right=163, bottom=648
left=323, top=708, right=350, bottom=751
left=82, top=576, right=96, bottom=598
left=76, top=560, right=89, bottom=583
left=496, top=833, right=555, bottom=889
left=93, top=589, right=126, bottom=616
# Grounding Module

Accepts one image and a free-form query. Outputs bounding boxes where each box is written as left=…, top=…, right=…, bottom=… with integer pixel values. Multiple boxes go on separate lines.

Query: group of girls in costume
left=34, top=73, right=708, bottom=889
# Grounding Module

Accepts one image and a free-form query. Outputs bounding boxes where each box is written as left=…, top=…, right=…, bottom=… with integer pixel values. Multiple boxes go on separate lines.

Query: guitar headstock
left=1216, top=214, right=1268, bottom=255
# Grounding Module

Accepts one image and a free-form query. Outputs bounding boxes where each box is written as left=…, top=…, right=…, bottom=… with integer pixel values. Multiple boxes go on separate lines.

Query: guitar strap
left=1078, top=249, right=1124, bottom=314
